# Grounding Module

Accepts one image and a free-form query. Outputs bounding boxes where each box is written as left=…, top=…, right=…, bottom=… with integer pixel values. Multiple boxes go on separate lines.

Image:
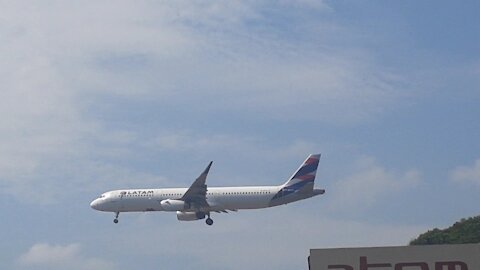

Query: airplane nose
left=90, top=199, right=100, bottom=210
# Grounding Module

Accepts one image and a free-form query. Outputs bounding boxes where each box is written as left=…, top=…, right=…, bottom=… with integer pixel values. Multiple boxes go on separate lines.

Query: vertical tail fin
left=270, top=154, right=322, bottom=204
left=282, top=154, right=321, bottom=191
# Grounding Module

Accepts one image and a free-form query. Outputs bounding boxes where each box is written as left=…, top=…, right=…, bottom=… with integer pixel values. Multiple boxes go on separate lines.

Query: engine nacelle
left=160, top=199, right=187, bottom=211
left=176, top=211, right=206, bottom=221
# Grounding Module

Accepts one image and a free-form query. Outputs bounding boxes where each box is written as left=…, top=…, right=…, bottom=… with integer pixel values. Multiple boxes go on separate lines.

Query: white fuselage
left=90, top=186, right=282, bottom=213
left=90, top=154, right=324, bottom=224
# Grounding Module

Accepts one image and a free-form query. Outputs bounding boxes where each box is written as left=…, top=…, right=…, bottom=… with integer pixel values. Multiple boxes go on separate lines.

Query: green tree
left=410, top=216, right=480, bottom=245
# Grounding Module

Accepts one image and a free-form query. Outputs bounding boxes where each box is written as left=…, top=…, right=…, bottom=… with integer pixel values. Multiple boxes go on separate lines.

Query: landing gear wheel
left=113, top=212, right=120, bottom=224
left=206, top=217, right=213, bottom=226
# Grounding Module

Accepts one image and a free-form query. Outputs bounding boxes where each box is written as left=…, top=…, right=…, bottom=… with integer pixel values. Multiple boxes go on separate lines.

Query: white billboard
left=309, top=244, right=480, bottom=270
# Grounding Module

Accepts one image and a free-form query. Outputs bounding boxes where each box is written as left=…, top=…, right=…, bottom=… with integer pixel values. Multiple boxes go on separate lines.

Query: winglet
left=201, top=161, right=213, bottom=179
left=192, top=161, right=212, bottom=189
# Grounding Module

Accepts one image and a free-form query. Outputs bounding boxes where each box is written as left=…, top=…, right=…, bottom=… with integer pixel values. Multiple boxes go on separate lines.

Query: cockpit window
left=99, top=194, right=106, bottom=198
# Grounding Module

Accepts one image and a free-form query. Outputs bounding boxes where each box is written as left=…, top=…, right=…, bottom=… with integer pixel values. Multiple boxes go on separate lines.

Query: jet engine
left=160, top=199, right=187, bottom=211
left=176, top=211, right=206, bottom=221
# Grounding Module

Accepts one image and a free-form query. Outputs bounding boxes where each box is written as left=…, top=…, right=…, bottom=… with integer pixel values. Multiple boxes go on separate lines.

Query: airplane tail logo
left=272, top=154, right=321, bottom=201
left=283, top=154, right=320, bottom=190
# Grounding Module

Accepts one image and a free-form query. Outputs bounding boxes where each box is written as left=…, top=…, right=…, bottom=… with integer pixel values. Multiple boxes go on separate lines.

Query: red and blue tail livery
left=270, top=154, right=322, bottom=204
left=285, top=154, right=320, bottom=188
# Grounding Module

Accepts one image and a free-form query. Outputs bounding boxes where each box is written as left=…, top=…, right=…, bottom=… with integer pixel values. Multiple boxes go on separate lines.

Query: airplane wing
left=181, top=161, right=212, bottom=209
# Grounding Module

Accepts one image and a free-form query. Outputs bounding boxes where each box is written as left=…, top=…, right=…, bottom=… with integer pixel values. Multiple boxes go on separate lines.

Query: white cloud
left=0, top=40, right=93, bottom=203
left=279, top=0, right=331, bottom=10
left=0, top=1, right=410, bottom=204
left=208, top=56, right=403, bottom=123
left=194, top=213, right=424, bottom=270
left=450, top=159, right=480, bottom=186
left=143, top=130, right=325, bottom=187
left=0, top=2, right=474, bottom=270
left=328, top=156, right=422, bottom=211
left=145, top=130, right=324, bottom=167
left=100, top=207, right=425, bottom=270
left=148, top=132, right=258, bottom=152
left=2, top=0, right=405, bottom=121
left=148, top=130, right=322, bottom=159
left=18, top=243, right=115, bottom=270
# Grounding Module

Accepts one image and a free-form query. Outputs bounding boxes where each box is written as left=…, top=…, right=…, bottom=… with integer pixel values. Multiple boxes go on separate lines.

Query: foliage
left=410, top=216, right=480, bottom=245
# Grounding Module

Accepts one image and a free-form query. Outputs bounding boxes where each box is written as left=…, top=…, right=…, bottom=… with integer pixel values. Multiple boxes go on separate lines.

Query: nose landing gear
left=113, top=212, right=119, bottom=224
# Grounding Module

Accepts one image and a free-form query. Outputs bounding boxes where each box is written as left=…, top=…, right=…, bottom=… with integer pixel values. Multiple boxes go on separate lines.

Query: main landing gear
left=205, top=212, right=213, bottom=226
left=113, top=212, right=119, bottom=224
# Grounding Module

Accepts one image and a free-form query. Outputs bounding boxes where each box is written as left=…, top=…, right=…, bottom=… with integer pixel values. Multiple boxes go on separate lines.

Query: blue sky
left=0, top=1, right=479, bottom=269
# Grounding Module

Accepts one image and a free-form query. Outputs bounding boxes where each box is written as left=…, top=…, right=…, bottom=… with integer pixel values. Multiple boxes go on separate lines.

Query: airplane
left=90, top=154, right=325, bottom=225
